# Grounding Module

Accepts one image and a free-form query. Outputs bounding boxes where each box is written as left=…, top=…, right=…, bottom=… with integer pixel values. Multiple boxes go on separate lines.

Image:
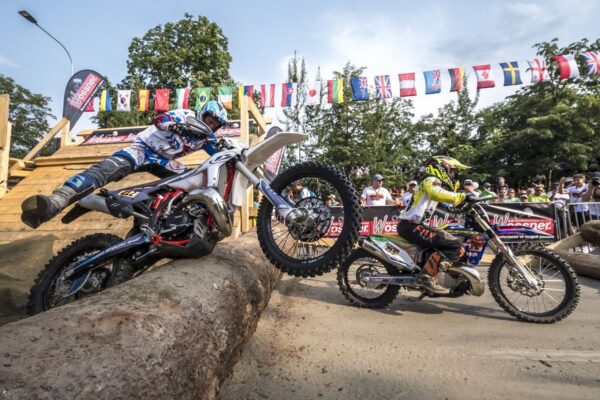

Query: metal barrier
left=555, top=201, right=600, bottom=251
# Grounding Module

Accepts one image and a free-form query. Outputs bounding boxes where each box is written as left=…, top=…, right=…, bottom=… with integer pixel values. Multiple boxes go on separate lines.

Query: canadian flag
left=473, top=64, right=495, bottom=89
left=555, top=54, right=580, bottom=80
left=303, top=81, right=321, bottom=106
left=398, top=73, right=416, bottom=97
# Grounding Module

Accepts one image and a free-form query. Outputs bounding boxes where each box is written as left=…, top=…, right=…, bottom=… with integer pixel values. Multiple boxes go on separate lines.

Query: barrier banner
left=63, top=70, right=104, bottom=132
left=327, top=202, right=557, bottom=242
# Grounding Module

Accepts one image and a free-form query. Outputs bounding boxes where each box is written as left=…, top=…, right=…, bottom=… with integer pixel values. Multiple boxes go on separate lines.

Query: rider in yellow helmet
left=398, top=156, right=472, bottom=294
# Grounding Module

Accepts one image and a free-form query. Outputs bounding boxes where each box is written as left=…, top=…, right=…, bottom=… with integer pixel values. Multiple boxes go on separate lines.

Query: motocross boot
left=415, top=273, right=450, bottom=295
left=21, top=185, right=78, bottom=229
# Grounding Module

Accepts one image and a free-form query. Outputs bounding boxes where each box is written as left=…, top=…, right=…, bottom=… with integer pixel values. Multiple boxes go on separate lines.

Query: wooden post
left=59, top=119, right=72, bottom=147
left=0, top=94, right=10, bottom=198
left=240, top=95, right=253, bottom=233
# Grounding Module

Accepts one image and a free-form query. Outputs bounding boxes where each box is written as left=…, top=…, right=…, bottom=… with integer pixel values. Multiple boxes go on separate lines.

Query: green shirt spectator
left=528, top=185, right=550, bottom=202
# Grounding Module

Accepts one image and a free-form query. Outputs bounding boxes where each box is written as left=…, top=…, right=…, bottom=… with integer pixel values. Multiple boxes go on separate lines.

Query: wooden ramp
left=0, top=139, right=222, bottom=253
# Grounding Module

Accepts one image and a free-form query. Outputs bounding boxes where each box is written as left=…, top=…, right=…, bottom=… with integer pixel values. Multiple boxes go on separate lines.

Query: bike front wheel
left=257, top=161, right=361, bottom=277
left=488, top=247, right=580, bottom=323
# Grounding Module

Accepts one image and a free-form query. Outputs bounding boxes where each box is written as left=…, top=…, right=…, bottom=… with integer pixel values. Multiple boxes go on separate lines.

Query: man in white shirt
left=402, top=180, right=418, bottom=207
left=560, top=174, right=590, bottom=230
left=361, top=174, right=398, bottom=206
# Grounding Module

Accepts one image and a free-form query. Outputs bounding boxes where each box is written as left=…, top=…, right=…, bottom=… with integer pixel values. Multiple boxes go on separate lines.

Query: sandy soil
left=218, top=271, right=600, bottom=400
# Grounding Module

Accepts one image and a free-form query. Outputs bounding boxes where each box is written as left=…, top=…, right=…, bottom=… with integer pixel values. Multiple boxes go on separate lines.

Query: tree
left=95, top=14, right=235, bottom=128
left=474, top=38, right=600, bottom=186
left=0, top=75, right=54, bottom=158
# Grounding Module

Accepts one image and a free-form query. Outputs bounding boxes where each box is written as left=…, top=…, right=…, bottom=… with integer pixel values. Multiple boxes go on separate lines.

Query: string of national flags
left=88, top=51, right=600, bottom=113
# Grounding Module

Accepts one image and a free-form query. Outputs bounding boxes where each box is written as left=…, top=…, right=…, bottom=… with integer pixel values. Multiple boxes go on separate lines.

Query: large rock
left=0, top=232, right=281, bottom=400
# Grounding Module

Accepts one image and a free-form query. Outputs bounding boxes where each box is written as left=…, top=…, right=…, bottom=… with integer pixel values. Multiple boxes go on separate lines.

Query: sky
left=1, top=0, right=600, bottom=133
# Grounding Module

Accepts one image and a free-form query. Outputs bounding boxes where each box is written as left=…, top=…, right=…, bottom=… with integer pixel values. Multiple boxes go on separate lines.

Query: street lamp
left=18, top=10, right=74, bottom=77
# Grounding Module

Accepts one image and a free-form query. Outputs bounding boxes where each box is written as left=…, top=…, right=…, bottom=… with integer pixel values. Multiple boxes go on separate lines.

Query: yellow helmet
left=424, top=156, right=470, bottom=191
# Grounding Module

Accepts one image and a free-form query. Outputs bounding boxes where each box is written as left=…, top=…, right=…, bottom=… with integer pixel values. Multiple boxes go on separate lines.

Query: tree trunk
left=580, top=220, right=600, bottom=245
left=554, top=250, right=600, bottom=280
left=0, top=232, right=281, bottom=400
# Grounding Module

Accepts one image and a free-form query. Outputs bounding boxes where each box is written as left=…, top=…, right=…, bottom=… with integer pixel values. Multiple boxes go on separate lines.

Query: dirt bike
left=27, top=117, right=361, bottom=314
left=337, top=196, right=580, bottom=323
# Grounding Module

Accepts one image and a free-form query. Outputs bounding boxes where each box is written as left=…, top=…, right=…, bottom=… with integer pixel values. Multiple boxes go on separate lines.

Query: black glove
left=465, top=194, right=479, bottom=203
left=168, top=123, right=189, bottom=136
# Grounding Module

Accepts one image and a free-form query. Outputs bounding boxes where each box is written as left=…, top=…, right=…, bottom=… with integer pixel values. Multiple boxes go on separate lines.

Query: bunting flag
left=281, top=82, right=297, bottom=107
left=374, top=75, right=392, bottom=99
left=154, top=89, right=170, bottom=112
left=423, top=70, right=441, bottom=94
left=239, top=85, right=254, bottom=104
left=555, top=54, right=580, bottom=80
left=99, top=89, right=112, bottom=112
left=398, top=73, right=416, bottom=97
left=582, top=51, right=600, bottom=76
left=116, top=90, right=131, bottom=112
left=448, top=67, right=464, bottom=92
left=327, top=79, right=344, bottom=104
left=175, top=88, right=190, bottom=109
left=303, top=81, right=321, bottom=106
left=259, top=84, right=276, bottom=108
left=473, top=64, right=495, bottom=89
left=527, top=58, right=551, bottom=83
left=351, top=76, right=369, bottom=101
left=218, top=86, right=233, bottom=110
left=194, top=87, right=211, bottom=110
left=84, top=97, right=96, bottom=112
left=138, top=89, right=150, bottom=112
left=500, top=61, right=523, bottom=86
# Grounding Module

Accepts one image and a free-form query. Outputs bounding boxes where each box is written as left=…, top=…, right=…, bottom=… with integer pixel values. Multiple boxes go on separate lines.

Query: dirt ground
left=218, top=270, right=600, bottom=400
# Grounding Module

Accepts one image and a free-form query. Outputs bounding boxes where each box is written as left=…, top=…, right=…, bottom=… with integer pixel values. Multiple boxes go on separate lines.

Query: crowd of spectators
left=360, top=172, right=600, bottom=219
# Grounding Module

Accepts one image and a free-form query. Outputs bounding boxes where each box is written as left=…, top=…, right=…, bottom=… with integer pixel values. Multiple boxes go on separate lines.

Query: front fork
left=471, top=213, right=540, bottom=289
left=233, top=160, right=305, bottom=223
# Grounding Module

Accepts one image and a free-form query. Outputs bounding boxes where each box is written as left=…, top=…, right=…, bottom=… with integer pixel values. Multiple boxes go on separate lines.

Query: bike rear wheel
left=27, top=234, right=135, bottom=315
left=337, top=249, right=401, bottom=308
left=257, top=161, right=361, bottom=277
left=488, top=247, right=580, bottom=323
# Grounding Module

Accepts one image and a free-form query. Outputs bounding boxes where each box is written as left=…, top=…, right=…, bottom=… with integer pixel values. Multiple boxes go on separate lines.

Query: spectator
left=496, top=176, right=507, bottom=192
left=582, top=173, right=600, bottom=219
left=547, top=182, right=559, bottom=198
left=526, top=187, right=535, bottom=197
left=480, top=182, right=496, bottom=201
left=528, top=184, right=550, bottom=202
left=519, top=193, right=529, bottom=202
left=293, top=183, right=312, bottom=200
left=561, top=174, right=590, bottom=228
left=462, top=179, right=478, bottom=195
left=402, top=180, right=418, bottom=207
left=361, top=174, right=398, bottom=206
left=496, top=186, right=508, bottom=202
left=502, top=188, right=520, bottom=203
left=325, top=194, right=339, bottom=207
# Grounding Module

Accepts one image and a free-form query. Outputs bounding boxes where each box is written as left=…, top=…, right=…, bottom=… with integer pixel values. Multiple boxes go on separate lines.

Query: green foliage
left=0, top=75, right=54, bottom=158
left=95, top=14, right=234, bottom=128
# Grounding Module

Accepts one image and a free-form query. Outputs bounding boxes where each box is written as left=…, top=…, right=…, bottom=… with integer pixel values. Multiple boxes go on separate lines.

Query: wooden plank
left=0, top=123, right=10, bottom=199
left=0, top=94, right=8, bottom=149
left=246, top=97, right=268, bottom=135
left=22, top=117, right=69, bottom=162
left=60, top=119, right=72, bottom=147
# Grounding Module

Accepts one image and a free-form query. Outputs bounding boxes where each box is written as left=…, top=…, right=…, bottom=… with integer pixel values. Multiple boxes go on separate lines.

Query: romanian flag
left=327, top=79, right=344, bottom=104
left=99, top=89, right=112, bottom=112
left=448, top=67, right=464, bottom=92
left=218, top=86, right=233, bottom=110
left=154, top=89, right=170, bottom=112
left=500, top=62, right=523, bottom=86
left=194, top=87, right=211, bottom=110
left=175, top=88, right=190, bottom=109
left=138, top=89, right=150, bottom=111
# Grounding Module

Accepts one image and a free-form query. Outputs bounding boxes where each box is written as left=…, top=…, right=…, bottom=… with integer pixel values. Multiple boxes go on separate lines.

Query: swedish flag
left=500, top=61, right=523, bottom=86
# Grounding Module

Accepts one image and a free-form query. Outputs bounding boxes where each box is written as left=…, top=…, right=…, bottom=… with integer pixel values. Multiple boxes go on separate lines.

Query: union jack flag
left=374, top=75, right=392, bottom=99
left=582, top=51, right=600, bottom=76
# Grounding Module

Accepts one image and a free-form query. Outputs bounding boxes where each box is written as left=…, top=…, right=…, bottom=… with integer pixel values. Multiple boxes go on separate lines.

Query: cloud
left=0, top=53, right=19, bottom=68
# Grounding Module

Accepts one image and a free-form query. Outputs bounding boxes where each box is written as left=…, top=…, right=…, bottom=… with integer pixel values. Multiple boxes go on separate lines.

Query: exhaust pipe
left=360, top=238, right=419, bottom=272
left=448, top=265, right=485, bottom=296
left=79, top=194, right=110, bottom=214
left=185, top=188, right=233, bottom=240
